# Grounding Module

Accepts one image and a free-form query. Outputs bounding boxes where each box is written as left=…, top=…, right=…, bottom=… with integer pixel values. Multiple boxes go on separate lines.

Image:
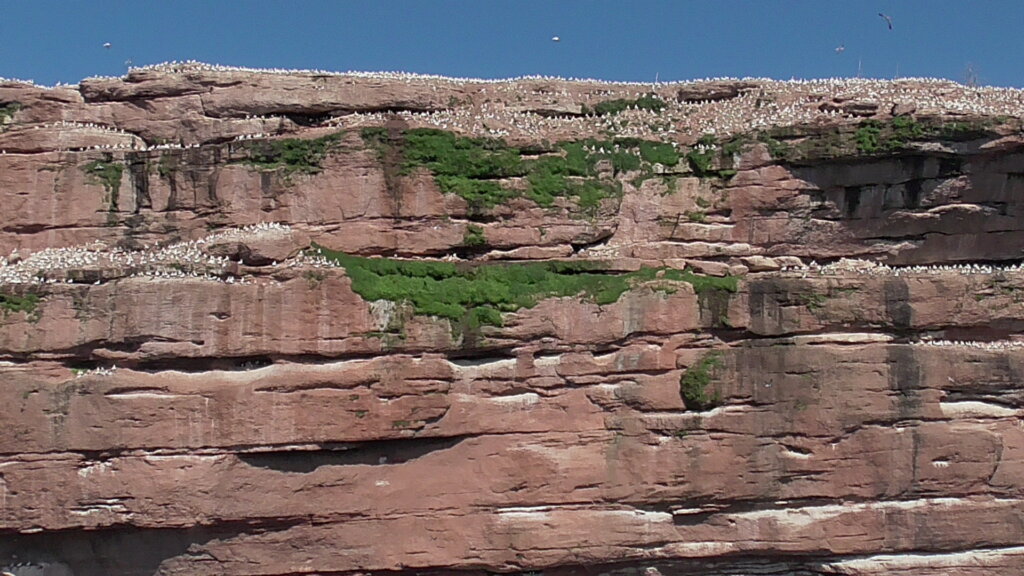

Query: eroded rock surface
left=2, top=63, right=1024, bottom=575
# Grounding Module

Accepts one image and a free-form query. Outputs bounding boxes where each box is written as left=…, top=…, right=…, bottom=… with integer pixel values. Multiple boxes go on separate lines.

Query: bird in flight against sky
left=103, top=42, right=112, bottom=49
left=551, top=36, right=560, bottom=42
left=878, top=13, right=893, bottom=30
left=835, top=44, right=845, bottom=54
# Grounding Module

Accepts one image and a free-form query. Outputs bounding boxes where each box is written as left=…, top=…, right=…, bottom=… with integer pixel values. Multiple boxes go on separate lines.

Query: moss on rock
left=316, top=245, right=737, bottom=332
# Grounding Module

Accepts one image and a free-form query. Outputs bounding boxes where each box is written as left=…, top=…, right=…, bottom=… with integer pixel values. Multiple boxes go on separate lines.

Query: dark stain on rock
left=745, top=280, right=779, bottom=335
left=938, top=156, right=963, bottom=177
left=843, top=186, right=862, bottom=217
left=698, top=289, right=732, bottom=329
left=259, top=171, right=274, bottom=196
left=382, top=116, right=411, bottom=218
left=904, top=178, right=922, bottom=209
left=126, top=153, right=150, bottom=213
left=883, top=278, right=913, bottom=329
left=887, top=344, right=922, bottom=420
left=745, top=278, right=809, bottom=336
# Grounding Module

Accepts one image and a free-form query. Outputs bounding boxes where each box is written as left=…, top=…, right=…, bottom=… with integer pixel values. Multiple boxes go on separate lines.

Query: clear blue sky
left=0, top=1, right=1020, bottom=87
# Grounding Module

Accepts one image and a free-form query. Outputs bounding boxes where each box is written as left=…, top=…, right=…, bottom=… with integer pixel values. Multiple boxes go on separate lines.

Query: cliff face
left=2, top=63, right=1024, bottom=576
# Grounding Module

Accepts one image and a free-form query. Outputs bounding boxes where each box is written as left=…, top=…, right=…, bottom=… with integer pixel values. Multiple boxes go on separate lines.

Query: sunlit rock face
left=2, top=63, right=1024, bottom=575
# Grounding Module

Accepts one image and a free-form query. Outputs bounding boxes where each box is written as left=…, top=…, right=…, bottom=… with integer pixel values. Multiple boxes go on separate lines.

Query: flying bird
left=551, top=36, right=560, bottom=42
left=103, top=42, right=112, bottom=49
left=835, top=44, right=845, bottom=54
left=878, top=13, right=893, bottom=30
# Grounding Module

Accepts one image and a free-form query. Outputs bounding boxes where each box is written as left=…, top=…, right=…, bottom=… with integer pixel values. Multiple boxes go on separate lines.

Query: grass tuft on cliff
left=679, top=351, right=723, bottom=411
left=316, top=244, right=737, bottom=329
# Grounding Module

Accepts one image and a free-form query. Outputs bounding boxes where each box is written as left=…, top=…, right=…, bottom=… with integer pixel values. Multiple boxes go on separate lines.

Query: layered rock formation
left=2, top=63, right=1024, bottom=575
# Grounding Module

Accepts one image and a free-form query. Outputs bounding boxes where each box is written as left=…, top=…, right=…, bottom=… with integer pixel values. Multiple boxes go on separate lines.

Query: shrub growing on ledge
left=679, top=351, right=723, bottom=411
left=316, top=245, right=738, bottom=330
left=638, top=140, right=680, bottom=166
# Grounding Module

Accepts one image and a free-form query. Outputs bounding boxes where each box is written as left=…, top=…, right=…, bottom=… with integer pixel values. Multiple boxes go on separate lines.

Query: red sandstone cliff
left=1, top=63, right=1024, bottom=575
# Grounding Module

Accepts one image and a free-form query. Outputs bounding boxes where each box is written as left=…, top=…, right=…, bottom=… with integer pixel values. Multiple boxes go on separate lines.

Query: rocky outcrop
left=2, top=64, right=1024, bottom=575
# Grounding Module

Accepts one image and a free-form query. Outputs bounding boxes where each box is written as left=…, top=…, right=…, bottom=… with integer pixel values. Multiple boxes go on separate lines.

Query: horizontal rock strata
left=1, top=63, right=1024, bottom=575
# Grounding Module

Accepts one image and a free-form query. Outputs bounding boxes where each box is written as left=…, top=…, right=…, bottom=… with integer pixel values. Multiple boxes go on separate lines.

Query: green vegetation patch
left=0, top=292, right=40, bottom=317
left=855, top=116, right=934, bottom=153
left=362, top=128, right=681, bottom=213
left=756, top=116, right=1005, bottom=164
left=401, top=128, right=526, bottom=178
left=799, top=291, right=827, bottom=311
left=81, top=159, right=124, bottom=211
left=679, top=351, right=723, bottom=411
left=685, top=134, right=737, bottom=179
left=303, top=270, right=327, bottom=288
left=830, top=115, right=1000, bottom=156
left=854, top=121, right=883, bottom=153
left=462, top=224, right=487, bottom=248
left=721, top=136, right=747, bottom=157
left=0, top=102, right=21, bottom=126
left=889, top=115, right=926, bottom=141
left=317, top=245, right=737, bottom=331
left=582, top=94, right=667, bottom=116
left=757, top=132, right=794, bottom=160
left=242, top=132, right=344, bottom=176
left=937, top=120, right=995, bottom=141
left=156, top=153, right=177, bottom=179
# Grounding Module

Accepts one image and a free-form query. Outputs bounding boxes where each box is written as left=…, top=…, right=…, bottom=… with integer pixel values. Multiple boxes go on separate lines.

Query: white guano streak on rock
left=825, top=545, right=1024, bottom=570
left=940, top=401, right=1019, bottom=419
left=675, top=497, right=1002, bottom=532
